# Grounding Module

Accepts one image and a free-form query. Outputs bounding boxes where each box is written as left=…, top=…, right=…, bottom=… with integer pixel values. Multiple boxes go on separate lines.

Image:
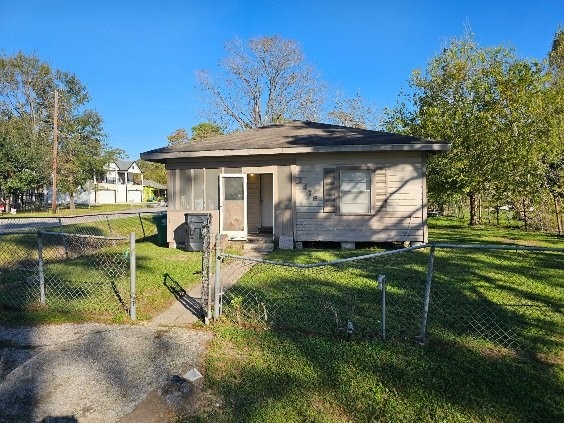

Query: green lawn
left=0, top=237, right=202, bottom=325
left=1, top=216, right=562, bottom=421
left=184, top=217, right=563, bottom=422
left=0, top=202, right=162, bottom=218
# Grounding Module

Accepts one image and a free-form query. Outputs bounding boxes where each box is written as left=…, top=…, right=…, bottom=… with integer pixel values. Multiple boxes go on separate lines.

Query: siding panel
left=295, top=152, right=425, bottom=243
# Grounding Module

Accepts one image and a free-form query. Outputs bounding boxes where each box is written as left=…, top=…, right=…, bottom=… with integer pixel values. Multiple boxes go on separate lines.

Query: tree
left=57, top=110, right=120, bottom=210
left=138, top=160, right=166, bottom=185
left=197, top=35, right=325, bottom=130
left=546, top=28, right=564, bottom=234
left=384, top=32, right=556, bottom=226
left=167, top=128, right=190, bottom=146
left=328, top=91, right=379, bottom=129
left=0, top=52, right=116, bottom=211
left=191, top=122, right=223, bottom=140
left=0, top=53, right=55, bottom=208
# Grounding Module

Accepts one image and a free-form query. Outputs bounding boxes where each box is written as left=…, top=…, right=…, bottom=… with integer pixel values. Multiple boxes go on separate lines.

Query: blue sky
left=1, top=0, right=562, bottom=159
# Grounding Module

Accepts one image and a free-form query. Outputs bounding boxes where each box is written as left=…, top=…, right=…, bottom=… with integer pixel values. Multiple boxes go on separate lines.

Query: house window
left=339, top=169, right=371, bottom=214
left=323, top=167, right=379, bottom=215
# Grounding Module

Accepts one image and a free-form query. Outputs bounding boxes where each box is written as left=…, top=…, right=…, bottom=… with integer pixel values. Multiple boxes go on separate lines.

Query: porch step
left=243, top=234, right=274, bottom=252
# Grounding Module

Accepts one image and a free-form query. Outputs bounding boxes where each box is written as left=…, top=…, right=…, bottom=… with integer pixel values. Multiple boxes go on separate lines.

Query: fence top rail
left=0, top=231, right=38, bottom=236
left=38, top=231, right=129, bottom=241
left=221, top=243, right=428, bottom=269
left=0, top=208, right=165, bottom=221
left=429, top=243, right=564, bottom=253
left=221, top=242, right=563, bottom=268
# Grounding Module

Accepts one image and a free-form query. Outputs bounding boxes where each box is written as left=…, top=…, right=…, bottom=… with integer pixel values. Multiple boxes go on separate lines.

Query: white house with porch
left=91, top=161, right=144, bottom=204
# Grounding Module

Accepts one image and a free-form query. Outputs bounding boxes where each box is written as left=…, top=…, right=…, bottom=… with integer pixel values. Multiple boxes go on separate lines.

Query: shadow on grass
left=203, top=326, right=562, bottom=422
left=203, top=246, right=563, bottom=422
left=163, top=273, right=203, bottom=320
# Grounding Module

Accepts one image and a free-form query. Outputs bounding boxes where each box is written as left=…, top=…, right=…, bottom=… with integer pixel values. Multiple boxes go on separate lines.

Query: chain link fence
left=427, top=245, right=564, bottom=352
left=0, top=211, right=162, bottom=318
left=214, top=244, right=563, bottom=353
left=0, top=210, right=162, bottom=239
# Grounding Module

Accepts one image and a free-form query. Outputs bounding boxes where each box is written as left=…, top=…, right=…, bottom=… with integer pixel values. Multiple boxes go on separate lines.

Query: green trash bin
left=153, top=212, right=167, bottom=246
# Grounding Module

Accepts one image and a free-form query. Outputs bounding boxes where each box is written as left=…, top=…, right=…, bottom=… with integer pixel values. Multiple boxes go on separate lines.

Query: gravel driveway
left=0, top=323, right=212, bottom=422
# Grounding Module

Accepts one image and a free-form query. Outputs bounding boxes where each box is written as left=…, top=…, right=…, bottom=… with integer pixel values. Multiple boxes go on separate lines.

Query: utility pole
left=51, top=90, right=59, bottom=214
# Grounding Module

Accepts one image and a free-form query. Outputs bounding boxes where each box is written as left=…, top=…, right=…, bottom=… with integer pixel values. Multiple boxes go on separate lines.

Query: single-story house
left=143, top=179, right=167, bottom=202
left=92, top=160, right=144, bottom=204
left=140, top=121, right=450, bottom=249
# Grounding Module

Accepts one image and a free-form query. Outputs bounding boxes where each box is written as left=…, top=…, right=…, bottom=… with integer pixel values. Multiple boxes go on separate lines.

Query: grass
left=182, top=217, right=563, bottom=422
left=0, top=202, right=161, bottom=218
left=0, top=235, right=203, bottom=325
left=1, top=215, right=562, bottom=421
left=428, top=216, right=563, bottom=247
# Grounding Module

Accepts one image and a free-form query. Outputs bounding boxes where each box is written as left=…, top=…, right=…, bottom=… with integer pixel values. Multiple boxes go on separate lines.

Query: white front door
left=219, top=174, right=247, bottom=240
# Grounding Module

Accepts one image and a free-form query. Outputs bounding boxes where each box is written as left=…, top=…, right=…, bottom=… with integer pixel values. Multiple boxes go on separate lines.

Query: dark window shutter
left=323, top=168, right=336, bottom=213
left=373, top=168, right=388, bottom=214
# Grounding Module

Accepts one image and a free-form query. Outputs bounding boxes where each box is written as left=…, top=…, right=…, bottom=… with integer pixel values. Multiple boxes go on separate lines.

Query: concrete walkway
left=149, top=252, right=264, bottom=326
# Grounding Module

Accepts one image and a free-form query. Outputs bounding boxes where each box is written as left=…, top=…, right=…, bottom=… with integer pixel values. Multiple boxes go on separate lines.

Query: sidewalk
left=149, top=252, right=264, bottom=326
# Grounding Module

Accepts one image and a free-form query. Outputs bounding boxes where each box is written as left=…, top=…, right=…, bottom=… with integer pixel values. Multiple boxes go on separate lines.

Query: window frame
left=323, top=166, right=377, bottom=216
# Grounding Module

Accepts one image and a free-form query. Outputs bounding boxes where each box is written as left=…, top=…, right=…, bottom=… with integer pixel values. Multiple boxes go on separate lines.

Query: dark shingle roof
left=141, top=121, right=450, bottom=162
left=115, top=160, right=136, bottom=171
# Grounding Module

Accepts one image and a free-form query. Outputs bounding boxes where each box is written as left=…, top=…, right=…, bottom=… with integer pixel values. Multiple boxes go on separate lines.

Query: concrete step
left=243, top=242, right=274, bottom=252
left=246, top=234, right=273, bottom=243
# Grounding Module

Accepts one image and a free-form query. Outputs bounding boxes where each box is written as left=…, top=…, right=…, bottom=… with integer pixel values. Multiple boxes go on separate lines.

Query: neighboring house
left=140, top=121, right=450, bottom=249
left=143, top=179, right=167, bottom=202
left=92, top=161, right=144, bottom=204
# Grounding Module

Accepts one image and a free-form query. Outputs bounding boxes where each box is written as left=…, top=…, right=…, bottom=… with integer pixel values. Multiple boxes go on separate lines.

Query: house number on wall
left=296, top=176, right=316, bottom=199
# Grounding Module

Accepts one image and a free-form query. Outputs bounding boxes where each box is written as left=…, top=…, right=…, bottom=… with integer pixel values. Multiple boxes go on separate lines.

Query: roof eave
left=141, top=143, right=451, bottom=161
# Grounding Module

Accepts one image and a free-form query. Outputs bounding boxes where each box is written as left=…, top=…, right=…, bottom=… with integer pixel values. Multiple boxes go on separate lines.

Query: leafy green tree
left=546, top=28, right=564, bottom=234
left=167, top=128, right=190, bottom=146
left=138, top=160, right=166, bottom=185
left=191, top=122, right=223, bottom=140
left=384, top=32, right=556, bottom=226
left=0, top=53, right=58, bottom=209
left=57, top=110, right=119, bottom=210
left=0, top=52, right=116, bottom=211
left=197, top=35, right=325, bottom=130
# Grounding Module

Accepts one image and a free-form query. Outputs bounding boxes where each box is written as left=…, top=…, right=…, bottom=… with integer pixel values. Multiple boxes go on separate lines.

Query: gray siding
left=164, top=151, right=427, bottom=244
left=205, top=168, right=221, bottom=211
left=294, top=152, right=425, bottom=242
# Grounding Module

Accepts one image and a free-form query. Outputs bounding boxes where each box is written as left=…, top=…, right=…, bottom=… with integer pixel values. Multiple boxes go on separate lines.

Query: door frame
left=219, top=174, right=247, bottom=240
left=259, top=173, right=274, bottom=231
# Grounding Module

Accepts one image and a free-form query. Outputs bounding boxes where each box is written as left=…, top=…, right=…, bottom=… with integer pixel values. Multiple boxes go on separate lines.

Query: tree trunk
left=69, top=192, right=76, bottom=211
left=554, top=195, right=562, bottom=236
left=469, top=193, right=479, bottom=226
left=522, top=198, right=528, bottom=231
left=496, top=204, right=500, bottom=226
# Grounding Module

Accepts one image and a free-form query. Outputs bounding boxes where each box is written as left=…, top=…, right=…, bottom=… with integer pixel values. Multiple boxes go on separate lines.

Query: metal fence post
left=58, top=217, right=68, bottom=258
left=378, top=274, right=386, bottom=340
left=129, top=232, right=137, bottom=320
left=418, top=245, right=436, bottom=343
left=213, top=232, right=222, bottom=320
left=138, top=212, right=146, bottom=238
left=106, top=215, right=113, bottom=235
left=200, top=216, right=213, bottom=324
left=37, top=232, right=46, bottom=304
